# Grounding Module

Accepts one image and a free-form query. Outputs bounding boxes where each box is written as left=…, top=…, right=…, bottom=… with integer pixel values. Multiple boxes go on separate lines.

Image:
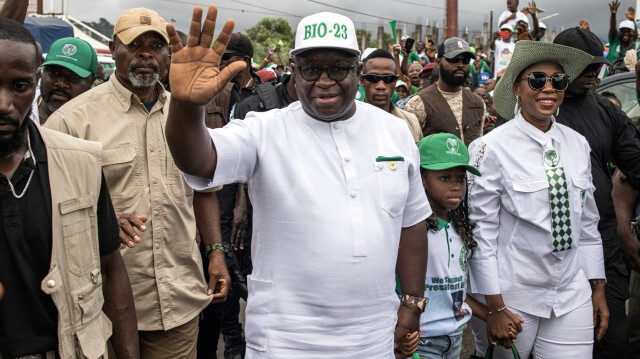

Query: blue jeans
left=416, top=334, right=462, bottom=359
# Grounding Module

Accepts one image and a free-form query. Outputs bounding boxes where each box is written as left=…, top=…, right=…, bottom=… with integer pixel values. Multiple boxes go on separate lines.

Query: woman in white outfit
left=466, top=41, right=609, bottom=358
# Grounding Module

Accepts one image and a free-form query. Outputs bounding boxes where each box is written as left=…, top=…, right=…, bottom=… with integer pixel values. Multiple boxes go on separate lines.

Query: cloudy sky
left=63, top=0, right=636, bottom=43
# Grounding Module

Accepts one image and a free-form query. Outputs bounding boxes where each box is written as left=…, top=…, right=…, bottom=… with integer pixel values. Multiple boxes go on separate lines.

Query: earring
left=514, top=96, right=520, bottom=114
left=555, top=107, right=560, bottom=117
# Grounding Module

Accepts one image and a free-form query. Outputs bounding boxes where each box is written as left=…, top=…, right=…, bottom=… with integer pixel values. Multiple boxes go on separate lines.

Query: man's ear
left=356, top=61, right=363, bottom=78
left=436, top=58, right=441, bottom=66
left=109, top=40, right=116, bottom=60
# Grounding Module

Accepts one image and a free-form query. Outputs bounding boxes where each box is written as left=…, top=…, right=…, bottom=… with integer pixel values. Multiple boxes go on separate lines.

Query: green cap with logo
left=418, top=133, right=481, bottom=176
left=42, top=37, right=97, bottom=78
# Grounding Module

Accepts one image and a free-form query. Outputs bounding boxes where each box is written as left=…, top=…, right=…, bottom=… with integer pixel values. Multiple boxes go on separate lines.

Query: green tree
left=245, top=17, right=294, bottom=66
left=82, top=18, right=114, bottom=38
left=355, top=29, right=396, bottom=50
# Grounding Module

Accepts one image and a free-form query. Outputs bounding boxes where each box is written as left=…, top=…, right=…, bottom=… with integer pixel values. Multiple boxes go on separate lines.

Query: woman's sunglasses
left=518, top=72, right=570, bottom=92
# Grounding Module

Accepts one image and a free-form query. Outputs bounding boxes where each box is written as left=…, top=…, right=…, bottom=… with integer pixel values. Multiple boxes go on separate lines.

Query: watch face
left=402, top=294, right=428, bottom=312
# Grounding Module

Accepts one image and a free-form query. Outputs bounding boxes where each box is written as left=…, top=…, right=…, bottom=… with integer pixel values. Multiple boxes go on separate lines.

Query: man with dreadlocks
left=412, top=133, right=519, bottom=358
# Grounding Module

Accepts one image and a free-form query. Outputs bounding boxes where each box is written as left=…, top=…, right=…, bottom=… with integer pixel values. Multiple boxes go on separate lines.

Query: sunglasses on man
left=360, top=74, right=400, bottom=84
left=444, top=55, right=472, bottom=65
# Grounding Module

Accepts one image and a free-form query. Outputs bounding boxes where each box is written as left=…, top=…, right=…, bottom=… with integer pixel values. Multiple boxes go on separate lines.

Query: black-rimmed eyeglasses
left=297, top=65, right=356, bottom=81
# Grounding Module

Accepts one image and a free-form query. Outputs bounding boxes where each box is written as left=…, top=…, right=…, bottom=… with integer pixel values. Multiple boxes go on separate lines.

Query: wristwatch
left=400, top=294, right=429, bottom=313
left=204, top=243, right=227, bottom=257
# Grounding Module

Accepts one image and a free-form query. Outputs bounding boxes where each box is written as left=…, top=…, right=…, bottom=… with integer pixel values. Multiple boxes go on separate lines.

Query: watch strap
left=400, top=294, right=428, bottom=313
left=205, top=243, right=227, bottom=257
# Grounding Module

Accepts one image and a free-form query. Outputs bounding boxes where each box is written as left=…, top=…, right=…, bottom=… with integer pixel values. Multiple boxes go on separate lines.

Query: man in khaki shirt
left=404, top=38, right=485, bottom=146
left=360, top=49, right=423, bottom=144
left=44, top=8, right=229, bottom=358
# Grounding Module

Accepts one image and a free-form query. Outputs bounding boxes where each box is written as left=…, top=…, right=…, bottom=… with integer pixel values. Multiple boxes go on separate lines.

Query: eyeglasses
left=445, top=55, right=472, bottom=65
left=360, top=73, right=399, bottom=84
left=297, top=65, right=356, bottom=81
left=221, top=52, right=244, bottom=61
left=518, top=72, right=570, bottom=92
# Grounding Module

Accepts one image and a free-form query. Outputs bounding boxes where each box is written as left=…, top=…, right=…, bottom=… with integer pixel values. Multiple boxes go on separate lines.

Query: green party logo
left=446, top=138, right=461, bottom=156
left=303, top=22, right=348, bottom=40
left=544, top=150, right=560, bottom=167
left=459, top=246, right=468, bottom=272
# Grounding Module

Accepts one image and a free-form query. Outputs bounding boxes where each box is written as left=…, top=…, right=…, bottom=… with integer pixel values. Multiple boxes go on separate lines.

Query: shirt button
left=153, top=178, right=158, bottom=184
left=345, top=156, right=351, bottom=162
left=47, top=280, right=56, bottom=288
left=333, top=123, right=339, bottom=129
left=350, top=191, right=357, bottom=198
left=150, top=146, right=155, bottom=152
left=451, top=254, right=455, bottom=258
left=154, top=210, right=159, bottom=216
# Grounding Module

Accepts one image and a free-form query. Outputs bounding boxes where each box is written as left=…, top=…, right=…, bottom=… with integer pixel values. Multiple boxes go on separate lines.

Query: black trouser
left=594, top=264, right=630, bottom=359
left=197, top=184, right=253, bottom=358
left=626, top=270, right=640, bottom=359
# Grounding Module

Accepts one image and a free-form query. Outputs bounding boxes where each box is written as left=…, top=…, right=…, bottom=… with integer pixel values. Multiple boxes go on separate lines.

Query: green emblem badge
left=544, top=150, right=560, bottom=167
left=459, top=246, right=468, bottom=272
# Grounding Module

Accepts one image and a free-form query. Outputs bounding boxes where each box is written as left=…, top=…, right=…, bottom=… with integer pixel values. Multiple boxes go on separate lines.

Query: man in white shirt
left=498, top=0, right=528, bottom=30
left=164, top=6, right=431, bottom=359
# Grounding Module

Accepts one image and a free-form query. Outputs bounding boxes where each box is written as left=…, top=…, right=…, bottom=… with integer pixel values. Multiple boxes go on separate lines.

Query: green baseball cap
left=42, top=37, right=97, bottom=78
left=418, top=133, right=481, bottom=176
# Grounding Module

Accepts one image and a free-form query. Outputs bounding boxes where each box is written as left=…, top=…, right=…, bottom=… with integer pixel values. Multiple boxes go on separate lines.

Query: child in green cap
left=415, top=133, right=518, bottom=358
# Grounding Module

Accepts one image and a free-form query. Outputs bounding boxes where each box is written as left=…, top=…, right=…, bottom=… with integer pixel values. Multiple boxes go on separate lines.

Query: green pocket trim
left=375, top=156, right=404, bottom=162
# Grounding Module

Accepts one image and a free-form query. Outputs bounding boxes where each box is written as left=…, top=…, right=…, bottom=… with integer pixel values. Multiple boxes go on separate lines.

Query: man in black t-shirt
left=554, top=27, right=640, bottom=359
left=0, top=18, right=138, bottom=358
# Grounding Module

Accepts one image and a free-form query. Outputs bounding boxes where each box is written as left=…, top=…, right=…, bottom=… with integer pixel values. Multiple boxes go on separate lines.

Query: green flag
left=389, top=20, right=397, bottom=44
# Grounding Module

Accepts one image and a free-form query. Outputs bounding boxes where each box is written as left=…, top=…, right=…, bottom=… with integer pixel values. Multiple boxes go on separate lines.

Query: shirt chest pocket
left=102, top=144, right=142, bottom=211
left=167, top=155, right=194, bottom=205
left=511, top=179, right=550, bottom=223
left=375, top=160, right=409, bottom=217
left=205, top=105, right=229, bottom=129
left=570, top=177, right=590, bottom=215
left=60, top=196, right=99, bottom=277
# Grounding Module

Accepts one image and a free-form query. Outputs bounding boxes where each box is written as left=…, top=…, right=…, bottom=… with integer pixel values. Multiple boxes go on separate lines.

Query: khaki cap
left=113, top=8, right=169, bottom=45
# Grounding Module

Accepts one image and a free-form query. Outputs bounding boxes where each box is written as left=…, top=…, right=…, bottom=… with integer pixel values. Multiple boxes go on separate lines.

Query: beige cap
left=113, top=8, right=169, bottom=45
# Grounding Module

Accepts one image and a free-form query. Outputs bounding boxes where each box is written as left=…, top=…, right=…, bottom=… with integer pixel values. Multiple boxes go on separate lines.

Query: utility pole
left=446, top=0, right=458, bottom=39
left=489, top=11, right=494, bottom=39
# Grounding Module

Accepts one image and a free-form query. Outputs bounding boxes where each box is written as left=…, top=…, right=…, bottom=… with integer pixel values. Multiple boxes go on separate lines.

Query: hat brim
left=41, top=60, right=92, bottom=78
left=442, top=50, right=474, bottom=59
left=290, top=46, right=360, bottom=57
left=494, top=41, right=594, bottom=120
left=115, top=26, right=169, bottom=46
left=422, top=162, right=481, bottom=176
left=591, top=55, right=612, bottom=66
